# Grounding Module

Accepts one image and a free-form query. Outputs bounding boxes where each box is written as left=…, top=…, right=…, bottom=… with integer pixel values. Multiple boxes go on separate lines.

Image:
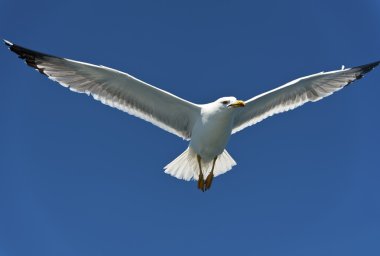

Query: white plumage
left=164, top=147, right=236, bottom=181
left=5, top=39, right=379, bottom=191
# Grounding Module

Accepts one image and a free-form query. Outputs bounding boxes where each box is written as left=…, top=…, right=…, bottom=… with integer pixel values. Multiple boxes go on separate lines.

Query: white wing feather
left=5, top=40, right=200, bottom=139
left=233, top=61, right=379, bottom=134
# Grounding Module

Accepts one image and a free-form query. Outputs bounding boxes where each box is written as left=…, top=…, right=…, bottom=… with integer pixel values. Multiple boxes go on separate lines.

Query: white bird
left=5, top=40, right=379, bottom=191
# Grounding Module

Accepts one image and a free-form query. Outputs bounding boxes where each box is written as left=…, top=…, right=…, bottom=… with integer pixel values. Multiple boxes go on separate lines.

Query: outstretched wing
left=232, top=61, right=379, bottom=134
left=5, top=40, right=200, bottom=140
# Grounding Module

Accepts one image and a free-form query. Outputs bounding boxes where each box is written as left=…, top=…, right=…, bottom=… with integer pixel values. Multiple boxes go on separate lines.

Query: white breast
left=189, top=104, right=234, bottom=160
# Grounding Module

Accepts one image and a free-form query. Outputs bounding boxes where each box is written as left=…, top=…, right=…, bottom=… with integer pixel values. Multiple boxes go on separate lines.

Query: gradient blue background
left=1, top=0, right=380, bottom=255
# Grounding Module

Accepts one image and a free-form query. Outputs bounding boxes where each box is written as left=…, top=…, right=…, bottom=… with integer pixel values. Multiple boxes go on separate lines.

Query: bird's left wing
left=5, top=40, right=201, bottom=140
left=232, top=61, right=380, bottom=134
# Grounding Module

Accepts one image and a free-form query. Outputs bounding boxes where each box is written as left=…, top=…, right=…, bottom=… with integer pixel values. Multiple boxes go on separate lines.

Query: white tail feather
left=164, top=147, right=236, bottom=181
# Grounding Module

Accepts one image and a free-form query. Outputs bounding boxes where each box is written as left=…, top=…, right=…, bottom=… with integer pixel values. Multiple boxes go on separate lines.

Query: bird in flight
left=5, top=40, right=379, bottom=191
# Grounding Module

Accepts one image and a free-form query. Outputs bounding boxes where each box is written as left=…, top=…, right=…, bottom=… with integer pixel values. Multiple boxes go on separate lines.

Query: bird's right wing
left=232, top=61, right=379, bottom=134
left=5, top=40, right=201, bottom=140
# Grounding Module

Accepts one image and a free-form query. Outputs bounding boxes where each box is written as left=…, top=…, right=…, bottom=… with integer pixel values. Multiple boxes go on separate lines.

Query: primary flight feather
left=5, top=39, right=379, bottom=191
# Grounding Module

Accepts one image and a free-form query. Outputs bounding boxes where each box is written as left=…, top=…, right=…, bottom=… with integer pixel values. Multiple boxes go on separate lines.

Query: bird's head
left=216, top=96, right=246, bottom=109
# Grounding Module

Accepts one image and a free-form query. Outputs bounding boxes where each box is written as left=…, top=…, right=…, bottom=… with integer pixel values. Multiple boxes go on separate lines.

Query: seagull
left=4, top=40, right=379, bottom=191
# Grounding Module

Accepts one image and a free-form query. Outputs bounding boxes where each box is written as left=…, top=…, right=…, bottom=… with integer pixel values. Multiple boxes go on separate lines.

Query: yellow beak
left=228, top=100, right=245, bottom=108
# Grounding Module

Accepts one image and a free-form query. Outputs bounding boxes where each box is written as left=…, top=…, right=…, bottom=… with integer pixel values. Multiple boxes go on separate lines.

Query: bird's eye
left=221, top=100, right=229, bottom=105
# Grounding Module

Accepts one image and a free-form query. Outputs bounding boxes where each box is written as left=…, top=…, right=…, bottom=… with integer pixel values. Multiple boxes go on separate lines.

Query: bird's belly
left=190, top=118, right=232, bottom=160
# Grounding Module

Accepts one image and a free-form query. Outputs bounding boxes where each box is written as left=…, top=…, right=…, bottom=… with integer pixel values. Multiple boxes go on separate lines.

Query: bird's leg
left=205, top=156, right=217, bottom=191
left=197, top=155, right=205, bottom=192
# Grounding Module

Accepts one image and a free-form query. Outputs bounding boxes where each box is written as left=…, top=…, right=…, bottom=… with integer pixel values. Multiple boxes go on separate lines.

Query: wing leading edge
left=5, top=40, right=200, bottom=140
left=233, top=61, right=380, bottom=134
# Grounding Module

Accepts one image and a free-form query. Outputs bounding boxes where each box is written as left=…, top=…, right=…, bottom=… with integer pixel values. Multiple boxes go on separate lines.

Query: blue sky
left=1, top=0, right=380, bottom=255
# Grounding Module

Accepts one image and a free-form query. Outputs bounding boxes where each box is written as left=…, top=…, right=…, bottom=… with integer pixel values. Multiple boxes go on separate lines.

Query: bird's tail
left=164, top=147, right=236, bottom=181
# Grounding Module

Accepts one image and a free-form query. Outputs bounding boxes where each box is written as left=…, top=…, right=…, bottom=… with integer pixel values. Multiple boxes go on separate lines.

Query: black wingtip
left=353, top=60, right=380, bottom=80
left=4, top=40, right=50, bottom=76
left=356, top=60, right=380, bottom=72
left=341, top=60, right=380, bottom=88
left=365, top=60, right=380, bottom=69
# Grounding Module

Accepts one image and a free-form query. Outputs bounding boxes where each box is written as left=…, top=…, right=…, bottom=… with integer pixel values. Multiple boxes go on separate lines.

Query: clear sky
left=1, top=0, right=380, bottom=255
